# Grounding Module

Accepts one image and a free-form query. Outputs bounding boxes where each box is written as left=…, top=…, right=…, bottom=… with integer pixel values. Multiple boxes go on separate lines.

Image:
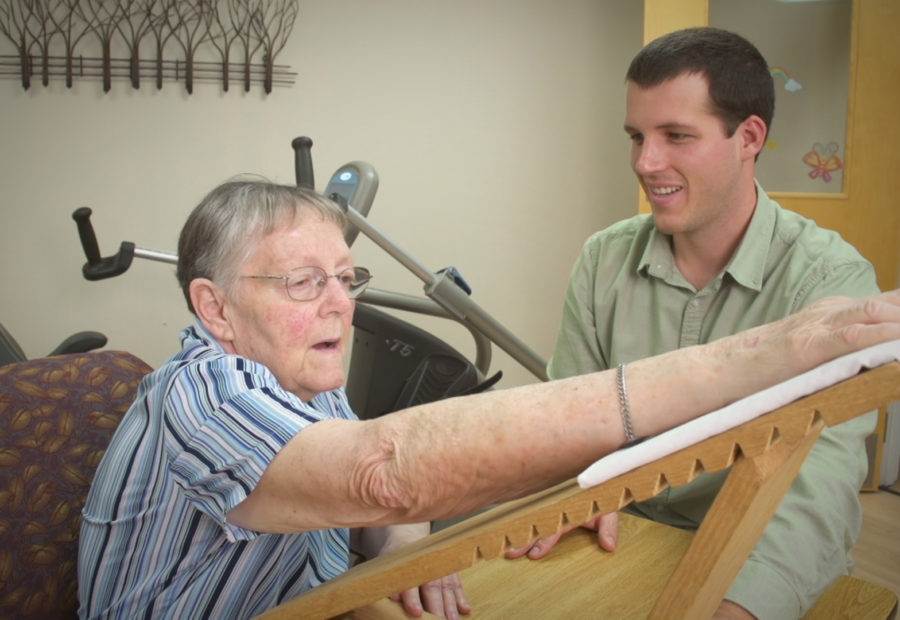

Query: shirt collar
left=637, top=181, right=775, bottom=293
left=180, top=318, right=228, bottom=354
left=638, top=224, right=681, bottom=285
left=721, top=180, right=776, bottom=292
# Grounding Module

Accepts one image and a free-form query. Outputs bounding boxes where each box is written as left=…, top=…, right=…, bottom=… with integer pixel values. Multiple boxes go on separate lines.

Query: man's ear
left=190, top=278, right=235, bottom=345
left=739, top=114, right=768, bottom=161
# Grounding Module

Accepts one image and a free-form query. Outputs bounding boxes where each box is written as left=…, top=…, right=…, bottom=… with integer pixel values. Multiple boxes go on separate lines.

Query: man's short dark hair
left=626, top=27, right=774, bottom=138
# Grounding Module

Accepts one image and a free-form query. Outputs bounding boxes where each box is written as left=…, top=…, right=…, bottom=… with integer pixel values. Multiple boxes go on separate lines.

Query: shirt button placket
left=680, top=295, right=706, bottom=348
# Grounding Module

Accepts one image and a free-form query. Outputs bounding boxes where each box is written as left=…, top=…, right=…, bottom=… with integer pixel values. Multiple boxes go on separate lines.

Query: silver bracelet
left=616, top=363, right=636, bottom=443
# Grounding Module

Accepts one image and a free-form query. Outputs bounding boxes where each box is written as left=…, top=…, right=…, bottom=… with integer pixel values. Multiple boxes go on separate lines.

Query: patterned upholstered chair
left=0, top=322, right=108, bottom=368
left=0, top=350, right=152, bottom=619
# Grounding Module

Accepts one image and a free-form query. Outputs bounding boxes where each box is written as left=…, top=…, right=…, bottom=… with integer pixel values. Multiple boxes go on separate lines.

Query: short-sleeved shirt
left=78, top=321, right=357, bottom=619
left=549, top=184, right=879, bottom=618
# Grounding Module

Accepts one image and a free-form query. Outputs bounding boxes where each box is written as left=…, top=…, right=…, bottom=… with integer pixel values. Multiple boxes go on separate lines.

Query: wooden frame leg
left=651, top=418, right=825, bottom=619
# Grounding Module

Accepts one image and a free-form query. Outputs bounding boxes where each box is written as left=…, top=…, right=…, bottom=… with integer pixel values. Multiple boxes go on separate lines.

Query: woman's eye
left=289, top=276, right=314, bottom=289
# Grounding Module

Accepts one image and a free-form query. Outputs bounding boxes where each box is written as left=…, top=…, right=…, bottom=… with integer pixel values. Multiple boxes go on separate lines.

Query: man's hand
left=504, top=513, right=619, bottom=560
left=390, top=572, right=471, bottom=619
left=501, top=516, right=755, bottom=620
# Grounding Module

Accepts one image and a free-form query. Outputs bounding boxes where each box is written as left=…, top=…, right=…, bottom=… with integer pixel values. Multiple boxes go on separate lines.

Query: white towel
left=577, top=339, right=900, bottom=489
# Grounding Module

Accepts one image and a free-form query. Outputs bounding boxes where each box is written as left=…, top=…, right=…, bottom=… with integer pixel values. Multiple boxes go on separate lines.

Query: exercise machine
left=72, top=136, right=548, bottom=418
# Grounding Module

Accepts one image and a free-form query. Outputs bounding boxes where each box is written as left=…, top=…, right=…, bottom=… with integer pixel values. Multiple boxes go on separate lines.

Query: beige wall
left=0, top=0, right=642, bottom=389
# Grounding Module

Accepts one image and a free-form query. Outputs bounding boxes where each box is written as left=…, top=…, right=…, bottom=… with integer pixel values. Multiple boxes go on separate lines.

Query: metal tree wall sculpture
left=0, top=0, right=298, bottom=93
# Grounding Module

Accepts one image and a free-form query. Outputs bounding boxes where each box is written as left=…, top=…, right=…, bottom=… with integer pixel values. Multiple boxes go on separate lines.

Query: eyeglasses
left=240, top=266, right=372, bottom=301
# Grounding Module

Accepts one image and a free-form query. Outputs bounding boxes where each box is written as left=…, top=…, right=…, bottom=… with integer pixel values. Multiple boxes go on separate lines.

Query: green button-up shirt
left=549, top=184, right=878, bottom=618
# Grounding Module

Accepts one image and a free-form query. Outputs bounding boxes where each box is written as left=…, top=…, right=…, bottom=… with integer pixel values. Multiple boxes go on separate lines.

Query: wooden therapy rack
left=257, top=360, right=900, bottom=619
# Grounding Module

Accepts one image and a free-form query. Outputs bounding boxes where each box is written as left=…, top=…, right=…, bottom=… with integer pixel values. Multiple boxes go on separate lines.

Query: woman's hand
left=361, top=523, right=472, bottom=618
left=390, top=572, right=471, bottom=619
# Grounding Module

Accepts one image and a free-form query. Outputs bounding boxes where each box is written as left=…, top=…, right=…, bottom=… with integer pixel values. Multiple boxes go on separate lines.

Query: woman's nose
left=319, top=276, right=354, bottom=313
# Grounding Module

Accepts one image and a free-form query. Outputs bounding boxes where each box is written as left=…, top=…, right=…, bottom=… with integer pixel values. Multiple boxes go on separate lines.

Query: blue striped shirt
left=78, top=321, right=357, bottom=619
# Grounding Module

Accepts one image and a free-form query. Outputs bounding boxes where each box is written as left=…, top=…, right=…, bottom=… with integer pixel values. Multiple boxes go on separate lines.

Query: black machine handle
left=292, top=136, right=315, bottom=189
left=72, top=207, right=135, bottom=281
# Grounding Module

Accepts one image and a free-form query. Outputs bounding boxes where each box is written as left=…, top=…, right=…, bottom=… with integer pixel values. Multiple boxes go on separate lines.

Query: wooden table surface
left=347, top=512, right=694, bottom=619
left=346, top=512, right=897, bottom=620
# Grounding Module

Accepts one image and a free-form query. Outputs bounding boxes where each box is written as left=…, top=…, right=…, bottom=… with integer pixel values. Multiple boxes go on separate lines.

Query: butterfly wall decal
left=802, top=142, right=843, bottom=182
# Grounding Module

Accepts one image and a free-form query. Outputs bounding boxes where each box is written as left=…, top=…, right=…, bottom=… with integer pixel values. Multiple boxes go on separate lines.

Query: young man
left=513, top=28, right=879, bottom=619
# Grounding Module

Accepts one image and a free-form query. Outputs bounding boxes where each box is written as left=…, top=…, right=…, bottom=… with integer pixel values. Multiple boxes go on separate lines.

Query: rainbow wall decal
left=770, top=66, right=803, bottom=92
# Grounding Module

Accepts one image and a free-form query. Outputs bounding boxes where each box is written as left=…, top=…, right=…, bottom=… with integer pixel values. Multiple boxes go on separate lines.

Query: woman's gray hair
left=176, top=176, right=348, bottom=313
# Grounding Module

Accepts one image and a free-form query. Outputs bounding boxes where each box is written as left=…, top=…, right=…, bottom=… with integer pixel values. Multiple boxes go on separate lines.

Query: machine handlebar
left=72, top=206, right=135, bottom=281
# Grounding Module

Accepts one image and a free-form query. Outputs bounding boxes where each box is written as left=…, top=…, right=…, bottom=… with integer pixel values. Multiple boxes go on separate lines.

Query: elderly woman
left=78, top=179, right=900, bottom=619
